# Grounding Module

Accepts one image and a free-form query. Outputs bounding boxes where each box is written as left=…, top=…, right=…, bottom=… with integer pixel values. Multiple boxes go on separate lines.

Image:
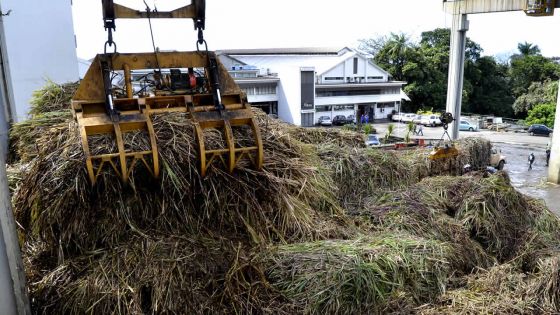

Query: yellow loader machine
left=72, top=0, right=263, bottom=184
left=428, top=112, right=459, bottom=161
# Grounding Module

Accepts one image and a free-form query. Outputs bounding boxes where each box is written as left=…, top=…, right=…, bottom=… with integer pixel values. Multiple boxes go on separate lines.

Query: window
left=316, top=106, right=332, bottom=112
left=324, top=77, right=344, bottom=81
left=316, top=89, right=381, bottom=97
left=301, top=70, right=315, bottom=110
left=334, top=105, right=354, bottom=111
left=367, top=76, right=383, bottom=80
left=241, top=87, right=255, bottom=95
left=353, top=58, right=358, bottom=74
left=256, top=84, right=276, bottom=95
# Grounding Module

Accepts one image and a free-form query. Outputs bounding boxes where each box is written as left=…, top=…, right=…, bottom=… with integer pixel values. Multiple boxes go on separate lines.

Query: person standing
left=417, top=124, right=424, bottom=136
left=546, top=148, right=551, bottom=166
left=528, top=152, right=535, bottom=170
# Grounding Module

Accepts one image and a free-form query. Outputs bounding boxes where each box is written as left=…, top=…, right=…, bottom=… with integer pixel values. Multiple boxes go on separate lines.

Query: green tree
left=517, top=41, right=541, bottom=56
left=361, top=33, right=414, bottom=81
left=513, top=80, right=559, bottom=115
left=510, top=55, right=560, bottom=97
left=464, top=56, right=514, bottom=116
left=525, top=103, right=556, bottom=128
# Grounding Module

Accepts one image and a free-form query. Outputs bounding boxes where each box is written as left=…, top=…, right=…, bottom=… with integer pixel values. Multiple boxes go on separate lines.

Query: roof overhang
left=315, top=82, right=407, bottom=89
left=234, top=78, right=280, bottom=84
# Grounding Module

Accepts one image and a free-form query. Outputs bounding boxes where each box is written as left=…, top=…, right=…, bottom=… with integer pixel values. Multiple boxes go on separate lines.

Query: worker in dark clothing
left=528, top=152, right=535, bottom=171
left=546, top=148, right=551, bottom=166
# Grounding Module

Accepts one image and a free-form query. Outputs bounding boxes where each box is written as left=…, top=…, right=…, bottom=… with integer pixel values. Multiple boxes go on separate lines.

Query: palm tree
left=373, top=33, right=412, bottom=81
left=386, top=33, right=410, bottom=81
left=517, top=41, right=541, bottom=56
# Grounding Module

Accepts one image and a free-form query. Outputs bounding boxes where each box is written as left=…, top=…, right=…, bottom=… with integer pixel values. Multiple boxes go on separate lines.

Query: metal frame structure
left=443, top=0, right=559, bottom=140
left=73, top=52, right=263, bottom=184
left=73, top=1, right=264, bottom=184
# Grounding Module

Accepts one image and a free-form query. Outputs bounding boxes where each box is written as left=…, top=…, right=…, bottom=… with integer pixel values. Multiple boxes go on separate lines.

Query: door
left=301, top=113, right=314, bottom=127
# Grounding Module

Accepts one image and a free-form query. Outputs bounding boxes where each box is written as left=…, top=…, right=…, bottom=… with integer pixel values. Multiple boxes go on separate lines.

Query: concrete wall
left=0, top=0, right=79, bottom=121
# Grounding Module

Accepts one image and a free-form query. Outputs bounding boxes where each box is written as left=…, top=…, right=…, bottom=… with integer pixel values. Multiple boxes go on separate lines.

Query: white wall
left=275, top=68, right=301, bottom=125
left=247, top=94, right=277, bottom=103
left=322, top=55, right=388, bottom=84
left=1, top=0, right=79, bottom=121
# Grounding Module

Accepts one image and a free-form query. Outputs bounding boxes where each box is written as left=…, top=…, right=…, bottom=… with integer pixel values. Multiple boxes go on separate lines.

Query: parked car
left=421, top=115, right=442, bottom=127
left=347, top=114, right=356, bottom=123
left=412, top=115, right=423, bottom=124
left=392, top=113, right=402, bottom=121
left=490, top=148, right=506, bottom=170
left=365, top=134, right=380, bottom=146
left=459, top=120, right=479, bottom=132
left=332, top=115, right=348, bottom=126
left=528, top=124, right=553, bottom=136
left=401, top=113, right=416, bottom=122
left=317, top=116, right=332, bottom=126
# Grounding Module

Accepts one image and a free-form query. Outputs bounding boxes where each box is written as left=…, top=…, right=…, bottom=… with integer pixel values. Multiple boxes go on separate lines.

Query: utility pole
left=0, top=100, right=30, bottom=315
left=0, top=3, right=31, bottom=313
left=548, top=80, right=560, bottom=184
left=445, top=13, right=468, bottom=140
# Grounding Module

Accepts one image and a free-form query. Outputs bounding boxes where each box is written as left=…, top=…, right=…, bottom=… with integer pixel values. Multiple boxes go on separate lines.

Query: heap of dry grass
left=315, top=137, right=490, bottom=212
left=15, top=113, right=349, bottom=253
left=262, top=232, right=455, bottom=314
left=8, top=81, right=77, bottom=163
left=11, top=82, right=560, bottom=314
left=28, top=81, right=78, bottom=115
left=287, top=126, right=366, bottom=148
left=418, top=174, right=535, bottom=262
left=419, top=252, right=560, bottom=314
left=419, top=263, right=534, bottom=314
left=13, top=108, right=355, bottom=312
left=25, top=235, right=294, bottom=315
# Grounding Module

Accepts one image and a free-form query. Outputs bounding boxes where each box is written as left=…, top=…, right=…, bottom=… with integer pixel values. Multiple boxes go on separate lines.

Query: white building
left=218, top=47, right=408, bottom=127
left=0, top=1, right=79, bottom=122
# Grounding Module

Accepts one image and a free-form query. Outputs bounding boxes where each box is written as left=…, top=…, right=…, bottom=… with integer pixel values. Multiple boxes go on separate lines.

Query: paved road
left=371, top=121, right=552, bottom=148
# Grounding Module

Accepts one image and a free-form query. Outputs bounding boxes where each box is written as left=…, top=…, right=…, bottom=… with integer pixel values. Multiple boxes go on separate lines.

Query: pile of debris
left=9, top=82, right=560, bottom=314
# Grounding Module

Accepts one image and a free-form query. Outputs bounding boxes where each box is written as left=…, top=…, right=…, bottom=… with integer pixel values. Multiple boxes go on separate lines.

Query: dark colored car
left=528, top=124, right=553, bottom=136
left=347, top=114, right=356, bottom=123
left=332, top=115, right=348, bottom=126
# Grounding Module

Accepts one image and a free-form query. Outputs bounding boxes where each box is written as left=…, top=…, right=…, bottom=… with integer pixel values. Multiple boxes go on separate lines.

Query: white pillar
left=0, top=126, right=30, bottom=315
left=548, top=80, right=560, bottom=184
left=0, top=21, right=30, bottom=309
left=445, top=14, right=469, bottom=140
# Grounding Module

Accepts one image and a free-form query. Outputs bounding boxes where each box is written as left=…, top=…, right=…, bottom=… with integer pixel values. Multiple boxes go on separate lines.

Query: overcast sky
left=72, top=0, right=560, bottom=60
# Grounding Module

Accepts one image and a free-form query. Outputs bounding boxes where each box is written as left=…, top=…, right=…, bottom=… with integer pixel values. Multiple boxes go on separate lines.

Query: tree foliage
left=360, top=31, right=559, bottom=118
left=510, top=55, right=560, bottom=97
left=360, top=32, right=414, bottom=81
left=525, top=103, right=556, bottom=128
left=517, top=41, right=541, bottom=57
left=513, top=80, right=559, bottom=115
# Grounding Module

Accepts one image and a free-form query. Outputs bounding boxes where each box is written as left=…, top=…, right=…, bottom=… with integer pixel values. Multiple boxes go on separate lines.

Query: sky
left=71, top=0, right=560, bottom=60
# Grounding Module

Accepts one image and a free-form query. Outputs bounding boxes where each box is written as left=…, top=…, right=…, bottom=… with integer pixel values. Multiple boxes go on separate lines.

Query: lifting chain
left=102, top=0, right=117, bottom=54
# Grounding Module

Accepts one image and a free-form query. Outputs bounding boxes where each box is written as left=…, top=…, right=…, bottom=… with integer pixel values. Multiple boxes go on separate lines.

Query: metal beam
left=548, top=80, right=560, bottom=184
left=446, top=14, right=469, bottom=140
left=444, top=0, right=560, bottom=14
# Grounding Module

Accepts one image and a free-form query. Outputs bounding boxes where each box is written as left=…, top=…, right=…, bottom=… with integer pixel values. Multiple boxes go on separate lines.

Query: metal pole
left=445, top=13, right=469, bottom=140
left=0, top=5, right=30, bottom=312
left=548, top=80, right=560, bottom=184
left=0, top=93, right=30, bottom=315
